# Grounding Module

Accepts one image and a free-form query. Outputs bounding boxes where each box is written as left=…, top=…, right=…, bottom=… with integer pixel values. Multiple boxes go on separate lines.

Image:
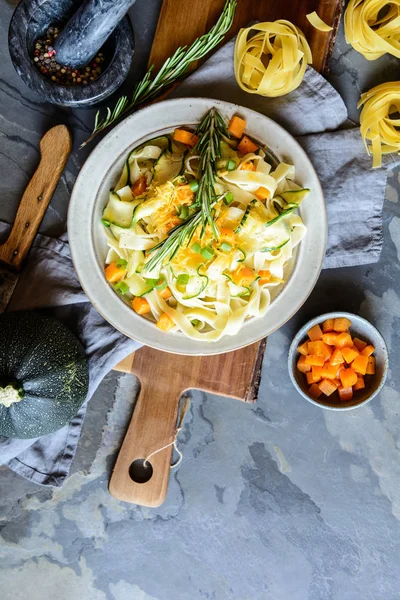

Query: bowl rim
left=288, top=311, right=389, bottom=411
left=68, top=96, right=327, bottom=355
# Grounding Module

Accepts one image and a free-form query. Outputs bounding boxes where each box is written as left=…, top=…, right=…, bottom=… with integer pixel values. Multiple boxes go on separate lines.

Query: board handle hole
left=129, top=459, right=153, bottom=484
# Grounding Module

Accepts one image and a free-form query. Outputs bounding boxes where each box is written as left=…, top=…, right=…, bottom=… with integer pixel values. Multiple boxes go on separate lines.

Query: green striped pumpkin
left=0, top=311, right=89, bottom=439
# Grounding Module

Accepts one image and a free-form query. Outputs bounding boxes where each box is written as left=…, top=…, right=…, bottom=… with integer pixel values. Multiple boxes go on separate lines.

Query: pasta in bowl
left=68, top=98, right=326, bottom=355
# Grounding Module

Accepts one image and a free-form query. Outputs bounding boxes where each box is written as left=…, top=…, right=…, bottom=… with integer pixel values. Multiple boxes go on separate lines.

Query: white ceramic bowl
left=288, top=312, right=389, bottom=410
left=68, top=97, right=327, bottom=355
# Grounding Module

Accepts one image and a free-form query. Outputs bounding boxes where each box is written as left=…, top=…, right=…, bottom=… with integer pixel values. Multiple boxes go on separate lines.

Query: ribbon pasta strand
left=234, top=21, right=312, bottom=98
left=345, top=0, right=400, bottom=60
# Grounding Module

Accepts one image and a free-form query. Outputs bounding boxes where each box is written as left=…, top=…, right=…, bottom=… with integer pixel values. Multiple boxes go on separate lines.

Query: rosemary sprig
left=81, top=0, right=236, bottom=147
left=144, top=211, right=202, bottom=274
left=195, top=108, right=229, bottom=237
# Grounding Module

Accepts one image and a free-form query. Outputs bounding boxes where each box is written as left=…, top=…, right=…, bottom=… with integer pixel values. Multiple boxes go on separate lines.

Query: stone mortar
left=8, top=0, right=135, bottom=108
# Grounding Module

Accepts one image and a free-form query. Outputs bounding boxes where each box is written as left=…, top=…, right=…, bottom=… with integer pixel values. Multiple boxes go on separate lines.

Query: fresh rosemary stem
left=81, top=0, right=236, bottom=148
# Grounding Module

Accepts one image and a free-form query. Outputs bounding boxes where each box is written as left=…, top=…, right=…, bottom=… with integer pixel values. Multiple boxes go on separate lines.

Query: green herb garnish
left=114, top=281, right=129, bottom=295
left=177, top=273, right=190, bottom=285
left=201, top=246, right=215, bottom=260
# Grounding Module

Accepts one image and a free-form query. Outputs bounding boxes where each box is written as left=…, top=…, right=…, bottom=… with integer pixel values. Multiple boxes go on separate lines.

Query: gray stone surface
left=1, top=4, right=400, bottom=599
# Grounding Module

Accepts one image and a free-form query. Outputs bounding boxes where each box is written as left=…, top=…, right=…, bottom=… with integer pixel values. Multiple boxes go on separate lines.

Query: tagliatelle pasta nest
left=234, top=21, right=312, bottom=98
left=344, top=0, right=400, bottom=60
left=358, top=81, right=400, bottom=168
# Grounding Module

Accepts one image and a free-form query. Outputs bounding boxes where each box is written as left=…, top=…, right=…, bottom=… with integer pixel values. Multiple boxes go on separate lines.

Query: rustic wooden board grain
left=110, top=0, right=343, bottom=506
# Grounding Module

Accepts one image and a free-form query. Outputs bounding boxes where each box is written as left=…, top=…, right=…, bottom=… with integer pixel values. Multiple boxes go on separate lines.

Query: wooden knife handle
left=0, top=125, right=72, bottom=271
left=109, top=372, right=184, bottom=507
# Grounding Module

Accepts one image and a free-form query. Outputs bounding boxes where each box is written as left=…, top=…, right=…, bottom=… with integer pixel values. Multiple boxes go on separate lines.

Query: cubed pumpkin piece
left=308, top=340, right=332, bottom=360
left=335, top=332, right=353, bottom=349
left=361, top=344, right=375, bottom=357
left=322, top=318, right=335, bottom=333
left=332, top=379, right=341, bottom=388
left=173, top=128, right=199, bottom=147
left=322, top=332, right=339, bottom=346
left=338, top=386, right=353, bottom=402
left=159, top=286, right=172, bottom=299
left=307, top=324, right=323, bottom=341
left=340, top=367, right=358, bottom=388
left=297, top=355, right=311, bottom=373
left=354, top=376, right=365, bottom=391
left=353, top=337, right=367, bottom=352
left=305, top=354, right=325, bottom=367
left=258, top=270, right=271, bottom=285
left=228, top=115, right=247, bottom=138
left=341, top=347, right=360, bottom=364
left=366, top=356, right=376, bottom=375
left=255, top=186, right=271, bottom=201
left=297, top=341, right=309, bottom=356
left=321, top=362, right=339, bottom=380
left=156, top=313, right=175, bottom=331
left=237, top=135, right=259, bottom=154
left=309, top=383, right=323, bottom=399
left=105, top=261, right=127, bottom=283
left=333, top=317, right=352, bottom=332
left=330, top=348, right=344, bottom=365
left=352, top=354, right=369, bottom=376
left=132, top=297, right=150, bottom=315
left=311, top=365, right=323, bottom=382
left=318, top=379, right=337, bottom=396
left=306, top=372, right=314, bottom=385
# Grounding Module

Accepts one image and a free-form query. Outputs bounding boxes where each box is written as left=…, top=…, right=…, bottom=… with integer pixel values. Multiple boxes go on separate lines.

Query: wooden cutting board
left=110, top=0, right=343, bottom=507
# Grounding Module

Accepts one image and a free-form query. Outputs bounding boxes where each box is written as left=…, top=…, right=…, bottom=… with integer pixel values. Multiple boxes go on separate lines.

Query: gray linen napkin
left=0, top=38, right=395, bottom=486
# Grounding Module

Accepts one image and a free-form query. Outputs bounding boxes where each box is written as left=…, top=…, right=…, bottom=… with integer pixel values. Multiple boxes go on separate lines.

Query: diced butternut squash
left=156, top=312, right=175, bottom=331
left=309, top=383, right=323, bottom=398
left=307, top=324, right=323, bottom=341
left=338, top=386, right=353, bottom=402
left=105, top=261, right=127, bottom=283
left=311, top=365, right=323, bottom=382
left=330, top=348, right=344, bottom=365
left=241, top=161, right=256, bottom=171
left=237, top=135, right=259, bottom=154
left=333, top=317, right=352, bottom=332
left=306, top=372, right=314, bottom=385
left=132, top=297, right=150, bottom=315
left=361, top=344, right=375, bottom=357
left=228, top=115, right=247, bottom=138
left=322, top=318, right=335, bottom=332
left=258, top=270, right=271, bottom=285
left=159, top=286, right=172, bottom=299
left=322, top=332, right=339, bottom=346
left=332, top=379, right=341, bottom=388
left=366, top=356, right=375, bottom=375
left=353, top=337, right=367, bottom=352
left=318, top=379, right=337, bottom=396
left=354, top=376, right=365, bottom=391
left=340, top=367, right=358, bottom=388
left=232, top=265, right=256, bottom=286
left=305, top=355, right=325, bottom=367
left=219, top=227, right=236, bottom=244
left=351, top=354, right=369, bottom=376
left=308, top=340, right=332, bottom=360
left=131, top=175, right=147, bottom=196
left=297, top=355, right=311, bottom=373
left=321, top=362, right=339, bottom=380
left=173, top=128, right=199, bottom=147
left=255, top=186, right=271, bottom=201
left=335, top=332, right=353, bottom=348
left=341, top=347, right=360, bottom=364
left=297, top=341, right=309, bottom=356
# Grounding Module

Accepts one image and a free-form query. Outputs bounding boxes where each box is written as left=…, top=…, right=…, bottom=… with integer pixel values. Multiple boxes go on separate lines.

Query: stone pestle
left=54, top=0, right=136, bottom=69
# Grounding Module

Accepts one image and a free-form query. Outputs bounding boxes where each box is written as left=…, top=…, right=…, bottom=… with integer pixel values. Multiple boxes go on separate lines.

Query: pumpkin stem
left=0, top=383, right=24, bottom=408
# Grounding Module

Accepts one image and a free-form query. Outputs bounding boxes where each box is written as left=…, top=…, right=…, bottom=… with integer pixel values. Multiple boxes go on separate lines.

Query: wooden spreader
left=109, top=0, right=343, bottom=507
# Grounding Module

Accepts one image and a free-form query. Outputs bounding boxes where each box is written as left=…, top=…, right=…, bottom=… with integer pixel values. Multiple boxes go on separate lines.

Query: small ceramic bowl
left=288, top=312, right=389, bottom=411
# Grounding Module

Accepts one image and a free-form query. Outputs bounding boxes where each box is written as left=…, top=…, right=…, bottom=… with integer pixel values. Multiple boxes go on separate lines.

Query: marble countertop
left=1, top=3, right=400, bottom=599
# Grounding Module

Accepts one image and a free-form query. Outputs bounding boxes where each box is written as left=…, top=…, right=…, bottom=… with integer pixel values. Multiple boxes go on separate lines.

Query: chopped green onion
left=116, top=258, right=128, bottom=268
left=224, top=191, right=234, bottom=205
left=114, top=281, right=129, bottom=295
left=177, top=273, right=190, bottom=285
left=201, top=246, right=215, bottom=260
left=189, top=180, right=199, bottom=192
left=177, top=205, right=189, bottom=219
left=144, top=277, right=159, bottom=286
left=237, top=248, right=246, bottom=262
left=101, top=218, right=111, bottom=227
left=155, top=278, right=168, bottom=291
left=226, top=159, right=236, bottom=171
left=191, top=242, right=202, bottom=253
left=220, top=242, right=232, bottom=252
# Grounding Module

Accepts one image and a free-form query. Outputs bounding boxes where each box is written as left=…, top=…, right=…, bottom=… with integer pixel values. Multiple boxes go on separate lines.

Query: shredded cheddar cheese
left=234, top=20, right=312, bottom=98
